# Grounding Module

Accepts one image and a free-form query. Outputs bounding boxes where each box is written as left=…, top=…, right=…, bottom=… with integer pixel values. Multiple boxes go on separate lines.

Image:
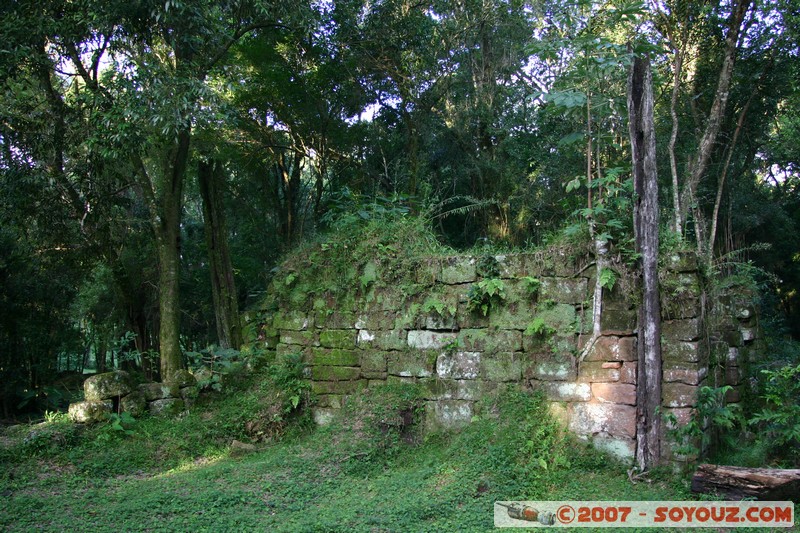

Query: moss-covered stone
left=360, top=351, right=387, bottom=373
left=420, top=378, right=484, bottom=401
left=280, top=330, right=317, bottom=346
left=599, top=306, right=636, bottom=334
left=662, top=318, right=701, bottom=341
left=166, top=369, right=197, bottom=389
left=540, top=277, right=588, bottom=305
left=662, top=341, right=700, bottom=363
left=119, top=391, right=146, bottom=417
left=387, top=351, right=435, bottom=378
left=662, top=383, right=698, bottom=407
left=148, top=398, right=185, bottom=417
left=311, top=380, right=367, bottom=394
left=436, top=351, right=481, bottom=379
left=311, top=366, right=361, bottom=381
left=319, top=329, right=357, bottom=349
left=488, top=301, right=537, bottom=330
left=480, top=352, right=523, bottom=382
left=424, top=400, right=474, bottom=431
left=437, top=257, right=477, bottom=284
left=357, top=329, right=407, bottom=351
left=138, top=382, right=179, bottom=401
left=310, top=348, right=360, bottom=367
left=84, top=371, right=133, bottom=401
left=458, top=328, right=522, bottom=352
left=272, top=310, right=312, bottom=331
left=68, top=400, right=112, bottom=423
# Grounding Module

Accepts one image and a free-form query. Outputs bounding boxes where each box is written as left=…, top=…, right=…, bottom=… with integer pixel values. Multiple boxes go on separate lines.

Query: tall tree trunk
left=629, top=53, right=663, bottom=471
left=678, top=0, right=751, bottom=231
left=152, top=127, right=191, bottom=381
left=198, top=160, right=242, bottom=350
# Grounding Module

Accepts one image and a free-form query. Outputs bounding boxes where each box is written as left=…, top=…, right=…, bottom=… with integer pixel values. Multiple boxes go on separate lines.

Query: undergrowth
left=0, top=382, right=702, bottom=532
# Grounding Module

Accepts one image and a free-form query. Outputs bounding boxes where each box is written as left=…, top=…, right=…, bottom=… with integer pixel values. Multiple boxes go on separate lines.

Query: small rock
left=148, top=398, right=184, bottom=417
left=166, top=369, right=197, bottom=388
left=230, top=439, right=258, bottom=456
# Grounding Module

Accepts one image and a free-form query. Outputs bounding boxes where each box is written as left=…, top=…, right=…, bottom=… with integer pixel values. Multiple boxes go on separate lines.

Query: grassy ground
left=0, top=379, right=794, bottom=532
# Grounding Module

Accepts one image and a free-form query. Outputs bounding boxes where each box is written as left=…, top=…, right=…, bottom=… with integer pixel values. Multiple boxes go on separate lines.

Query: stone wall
left=250, top=249, right=751, bottom=463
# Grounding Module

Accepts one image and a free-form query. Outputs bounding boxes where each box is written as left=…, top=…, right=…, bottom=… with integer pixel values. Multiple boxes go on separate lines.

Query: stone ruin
left=249, top=248, right=758, bottom=466
left=68, top=370, right=198, bottom=423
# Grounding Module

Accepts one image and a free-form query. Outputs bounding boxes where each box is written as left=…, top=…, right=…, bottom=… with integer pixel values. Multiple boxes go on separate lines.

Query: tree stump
left=691, top=463, right=800, bottom=500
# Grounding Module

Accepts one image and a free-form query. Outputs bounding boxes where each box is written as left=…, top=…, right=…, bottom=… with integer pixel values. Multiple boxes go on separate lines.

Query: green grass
left=0, top=383, right=794, bottom=532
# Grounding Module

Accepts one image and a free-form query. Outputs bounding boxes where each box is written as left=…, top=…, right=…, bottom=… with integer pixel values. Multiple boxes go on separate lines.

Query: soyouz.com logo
left=494, top=501, right=795, bottom=528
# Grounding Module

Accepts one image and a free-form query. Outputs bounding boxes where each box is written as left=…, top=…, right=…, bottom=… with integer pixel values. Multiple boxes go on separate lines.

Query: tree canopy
left=2, top=0, right=799, bottom=416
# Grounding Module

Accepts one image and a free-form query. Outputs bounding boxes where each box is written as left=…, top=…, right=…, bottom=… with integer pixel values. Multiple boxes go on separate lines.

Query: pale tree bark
left=629, top=53, right=662, bottom=471
left=678, top=0, right=752, bottom=233
left=198, top=160, right=242, bottom=350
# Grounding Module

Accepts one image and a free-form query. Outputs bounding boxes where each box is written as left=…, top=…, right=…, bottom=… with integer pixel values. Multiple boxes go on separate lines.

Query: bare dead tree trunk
left=629, top=53, right=663, bottom=471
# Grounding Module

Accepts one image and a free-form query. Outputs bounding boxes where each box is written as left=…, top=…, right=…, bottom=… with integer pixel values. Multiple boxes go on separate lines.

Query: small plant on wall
left=467, top=278, right=506, bottom=316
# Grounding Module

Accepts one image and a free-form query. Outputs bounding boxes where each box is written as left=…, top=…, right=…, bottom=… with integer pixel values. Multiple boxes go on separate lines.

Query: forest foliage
left=1, top=0, right=800, bottom=421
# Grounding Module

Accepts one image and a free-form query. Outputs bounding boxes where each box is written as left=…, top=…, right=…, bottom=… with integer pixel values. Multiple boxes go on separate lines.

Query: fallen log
left=691, top=464, right=800, bottom=500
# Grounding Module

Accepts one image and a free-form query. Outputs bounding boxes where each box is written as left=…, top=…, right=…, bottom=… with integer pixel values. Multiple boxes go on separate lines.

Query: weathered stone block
left=527, top=303, right=577, bottom=336
left=321, top=311, right=356, bottom=330
left=120, top=391, right=146, bottom=417
left=457, top=307, right=490, bottom=333
left=547, top=402, right=570, bottom=426
left=311, top=366, right=361, bottom=381
left=662, top=383, right=698, bottom=407
left=662, top=319, right=700, bottom=341
left=662, top=297, right=701, bottom=320
left=387, top=351, right=435, bottom=378
left=316, top=394, right=344, bottom=409
left=725, top=387, right=741, bottom=403
left=527, top=360, right=576, bottom=381
left=319, top=329, right=357, bottom=349
left=536, top=382, right=591, bottom=402
left=722, top=329, right=743, bottom=347
left=84, top=371, right=133, bottom=401
left=569, top=402, right=636, bottom=438
left=578, top=361, right=620, bottom=382
left=354, top=311, right=396, bottom=331
left=166, top=369, right=197, bottom=389
left=310, top=348, right=360, bottom=367
left=663, top=361, right=706, bottom=385
left=488, top=301, right=537, bottom=330
left=741, top=328, right=756, bottom=343
left=493, top=254, right=527, bottom=278
left=599, top=307, right=636, bottom=334
left=585, top=336, right=636, bottom=362
left=725, top=365, right=741, bottom=386
left=280, top=330, right=317, bottom=346
left=591, top=383, right=636, bottom=405
left=593, top=434, right=635, bottom=460
left=407, top=330, right=458, bottom=350
left=311, top=380, right=367, bottom=394
left=436, top=351, right=481, bottom=379
left=666, top=252, right=697, bottom=273
left=662, top=407, right=694, bottom=429
left=662, top=341, right=700, bottom=363
left=458, top=328, right=522, bottom=352
left=620, top=362, right=637, bottom=385
left=422, top=379, right=484, bottom=401
left=540, top=277, right=588, bottom=304
left=138, top=382, right=179, bottom=401
left=68, top=400, right=112, bottom=423
left=148, top=398, right=184, bottom=417
left=425, top=400, right=473, bottom=431
left=272, top=311, right=311, bottom=331
left=438, top=257, right=477, bottom=284
left=357, top=329, right=407, bottom=351
left=360, top=351, right=387, bottom=373
left=423, top=312, right=459, bottom=331
left=276, top=343, right=310, bottom=361
left=312, top=408, right=337, bottom=425
left=481, top=352, right=523, bottom=382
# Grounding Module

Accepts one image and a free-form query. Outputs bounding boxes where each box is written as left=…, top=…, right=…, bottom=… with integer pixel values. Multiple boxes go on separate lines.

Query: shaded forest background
left=1, top=0, right=799, bottom=417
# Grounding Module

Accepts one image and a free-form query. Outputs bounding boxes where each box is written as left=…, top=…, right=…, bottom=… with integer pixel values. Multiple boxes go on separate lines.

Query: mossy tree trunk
left=198, top=160, right=242, bottom=350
